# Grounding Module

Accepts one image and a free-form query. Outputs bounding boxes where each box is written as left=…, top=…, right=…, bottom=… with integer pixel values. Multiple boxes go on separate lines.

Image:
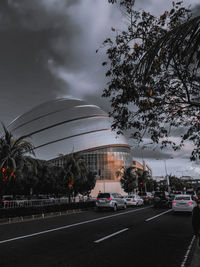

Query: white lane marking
left=181, top=235, right=196, bottom=267
left=0, top=206, right=150, bottom=245
left=94, top=228, right=129, bottom=243
left=145, top=209, right=172, bottom=222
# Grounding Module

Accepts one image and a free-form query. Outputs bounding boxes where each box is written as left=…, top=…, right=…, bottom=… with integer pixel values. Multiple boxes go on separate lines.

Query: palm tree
left=138, top=14, right=200, bottom=77
left=63, top=152, right=88, bottom=203
left=0, top=124, right=35, bottom=201
left=20, top=156, right=39, bottom=195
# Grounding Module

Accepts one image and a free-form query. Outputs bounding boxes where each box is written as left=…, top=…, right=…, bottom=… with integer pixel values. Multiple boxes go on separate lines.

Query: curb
left=0, top=209, right=83, bottom=225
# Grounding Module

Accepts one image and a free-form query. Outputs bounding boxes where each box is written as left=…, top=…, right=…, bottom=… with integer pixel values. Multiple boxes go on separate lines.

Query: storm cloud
left=0, top=0, right=120, bottom=125
left=1, top=0, right=199, bottom=125
left=0, top=0, right=199, bottom=177
left=1, top=0, right=122, bottom=122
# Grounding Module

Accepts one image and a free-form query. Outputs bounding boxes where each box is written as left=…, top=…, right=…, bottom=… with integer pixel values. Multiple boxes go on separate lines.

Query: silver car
left=96, top=192, right=127, bottom=211
left=172, top=194, right=197, bottom=213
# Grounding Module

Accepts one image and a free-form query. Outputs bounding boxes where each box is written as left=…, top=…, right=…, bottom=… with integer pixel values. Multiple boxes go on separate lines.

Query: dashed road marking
left=145, top=209, right=172, bottom=221
left=94, top=228, right=129, bottom=243
left=0, top=206, right=150, bottom=245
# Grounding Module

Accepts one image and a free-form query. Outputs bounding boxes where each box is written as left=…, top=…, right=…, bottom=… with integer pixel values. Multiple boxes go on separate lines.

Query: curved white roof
left=8, top=98, right=130, bottom=160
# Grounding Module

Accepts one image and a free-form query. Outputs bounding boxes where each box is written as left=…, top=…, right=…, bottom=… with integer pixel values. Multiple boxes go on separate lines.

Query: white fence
left=2, top=196, right=94, bottom=209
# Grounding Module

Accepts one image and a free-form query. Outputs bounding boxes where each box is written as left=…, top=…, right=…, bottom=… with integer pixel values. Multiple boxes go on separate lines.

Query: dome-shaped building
left=8, top=98, right=132, bottom=194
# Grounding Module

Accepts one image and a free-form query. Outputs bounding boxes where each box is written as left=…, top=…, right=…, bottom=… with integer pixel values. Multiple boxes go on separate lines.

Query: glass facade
left=50, top=146, right=132, bottom=181
left=80, top=146, right=132, bottom=181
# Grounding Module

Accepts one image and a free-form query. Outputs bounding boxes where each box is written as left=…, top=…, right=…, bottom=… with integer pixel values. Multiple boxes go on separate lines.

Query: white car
left=124, top=194, right=144, bottom=207
left=172, top=194, right=197, bottom=213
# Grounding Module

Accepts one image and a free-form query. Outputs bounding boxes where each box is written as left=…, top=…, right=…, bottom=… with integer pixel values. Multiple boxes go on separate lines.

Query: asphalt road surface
left=0, top=206, right=194, bottom=267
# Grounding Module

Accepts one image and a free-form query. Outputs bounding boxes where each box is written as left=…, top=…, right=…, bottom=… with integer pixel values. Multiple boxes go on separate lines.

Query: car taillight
left=107, top=197, right=112, bottom=200
left=96, top=198, right=98, bottom=201
left=145, top=196, right=149, bottom=199
left=172, top=201, right=176, bottom=206
left=133, top=199, right=136, bottom=202
left=188, top=201, right=193, bottom=206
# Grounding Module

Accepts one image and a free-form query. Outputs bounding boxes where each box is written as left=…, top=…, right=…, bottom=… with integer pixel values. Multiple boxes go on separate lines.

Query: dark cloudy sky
left=0, top=0, right=200, bottom=177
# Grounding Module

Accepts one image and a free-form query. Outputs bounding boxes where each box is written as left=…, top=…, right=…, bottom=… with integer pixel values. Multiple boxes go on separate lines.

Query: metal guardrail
left=1, top=197, right=95, bottom=209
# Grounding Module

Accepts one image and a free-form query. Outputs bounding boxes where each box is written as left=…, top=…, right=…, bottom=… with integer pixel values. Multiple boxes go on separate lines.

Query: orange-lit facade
left=50, top=145, right=131, bottom=181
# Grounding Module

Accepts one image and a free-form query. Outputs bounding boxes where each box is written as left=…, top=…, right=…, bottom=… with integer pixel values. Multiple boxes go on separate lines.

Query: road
left=0, top=206, right=194, bottom=267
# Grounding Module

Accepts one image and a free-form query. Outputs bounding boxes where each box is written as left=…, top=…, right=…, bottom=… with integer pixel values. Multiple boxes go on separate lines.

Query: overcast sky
left=0, top=0, right=200, bottom=178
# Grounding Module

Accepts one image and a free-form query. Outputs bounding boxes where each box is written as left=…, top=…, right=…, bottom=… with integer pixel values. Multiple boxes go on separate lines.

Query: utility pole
left=164, top=160, right=170, bottom=194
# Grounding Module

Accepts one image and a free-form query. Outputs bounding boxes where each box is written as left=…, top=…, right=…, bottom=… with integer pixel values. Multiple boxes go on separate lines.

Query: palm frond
left=1, top=122, right=12, bottom=146
left=138, top=15, right=200, bottom=77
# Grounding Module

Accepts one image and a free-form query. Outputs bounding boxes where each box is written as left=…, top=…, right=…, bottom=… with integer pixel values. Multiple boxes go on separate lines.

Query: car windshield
left=97, top=193, right=110, bottom=198
left=175, top=196, right=191, bottom=200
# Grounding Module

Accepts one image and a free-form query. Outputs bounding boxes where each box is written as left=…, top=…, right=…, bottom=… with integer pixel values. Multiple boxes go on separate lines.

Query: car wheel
left=113, top=204, right=117, bottom=212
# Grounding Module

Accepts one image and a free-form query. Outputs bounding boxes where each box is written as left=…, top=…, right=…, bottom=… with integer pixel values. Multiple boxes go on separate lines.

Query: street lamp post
left=156, top=157, right=173, bottom=193
left=163, top=160, right=170, bottom=193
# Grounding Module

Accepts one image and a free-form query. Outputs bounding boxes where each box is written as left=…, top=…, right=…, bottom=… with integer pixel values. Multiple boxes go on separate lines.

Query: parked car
left=172, top=194, right=197, bottom=213
left=153, top=191, right=170, bottom=208
left=96, top=192, right=127, bottom=211
left=124, top=194, right=144, bottom=207
left=138, top=192, right=153, bottom=205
